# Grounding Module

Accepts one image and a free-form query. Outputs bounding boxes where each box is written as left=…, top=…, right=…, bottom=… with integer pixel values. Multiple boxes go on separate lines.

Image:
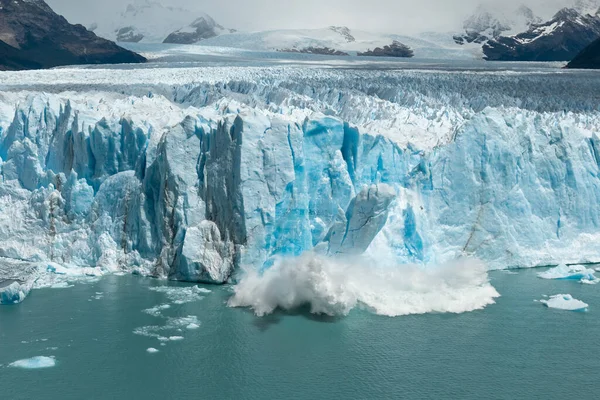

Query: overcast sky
left=47, top=0, right=583, bottom=34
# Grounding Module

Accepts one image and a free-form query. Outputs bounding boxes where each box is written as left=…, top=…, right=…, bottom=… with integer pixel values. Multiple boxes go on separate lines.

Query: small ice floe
left=143, top=304, right=171, bottom=317
left=9, top=356, right=56, bottom=369
left=538, top=264, right=598, bottom=283
left=168, top=336, right=184, bottom=341
left=186, top=323, right=200, bottom=330
left=540, top=294, right=589, bottom=311
left=500, top=270, right=518, bottom=275
left=146, top=348, right=159, bottom=354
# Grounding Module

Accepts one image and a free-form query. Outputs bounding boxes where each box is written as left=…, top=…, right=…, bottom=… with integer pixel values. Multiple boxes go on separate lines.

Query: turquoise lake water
left=0, top=269, right=597, bottom=400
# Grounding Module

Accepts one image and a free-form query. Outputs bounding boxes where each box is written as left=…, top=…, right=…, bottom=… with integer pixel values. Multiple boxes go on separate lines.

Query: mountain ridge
left=0, top=0, right=145, bottom=70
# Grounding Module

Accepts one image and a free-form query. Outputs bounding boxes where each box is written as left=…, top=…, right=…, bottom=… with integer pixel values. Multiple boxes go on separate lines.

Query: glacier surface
left=1, top=61, right=600, bottom=298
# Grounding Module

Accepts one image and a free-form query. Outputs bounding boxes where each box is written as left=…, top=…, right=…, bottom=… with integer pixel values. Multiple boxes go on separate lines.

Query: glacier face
left=1, top=65, right=600, bottom=286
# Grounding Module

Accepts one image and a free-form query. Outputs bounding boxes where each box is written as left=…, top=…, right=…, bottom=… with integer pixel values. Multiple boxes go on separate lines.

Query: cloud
left=47, top=0, right=582, bottom=34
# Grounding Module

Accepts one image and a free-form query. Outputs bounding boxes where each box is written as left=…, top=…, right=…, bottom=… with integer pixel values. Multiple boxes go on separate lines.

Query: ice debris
left=146, top=348, right=159, bottom=354
left=134, top=316, right=200, bottom=341
left=0, top=280, right=32, bottom=305
left=148, top=285, right=208, bottom=304
left=143, top=304, right=171, bottom=317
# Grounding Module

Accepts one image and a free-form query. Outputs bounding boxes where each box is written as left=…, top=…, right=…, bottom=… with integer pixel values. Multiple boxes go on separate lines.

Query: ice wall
left=1, top=67, right=600, bottom=284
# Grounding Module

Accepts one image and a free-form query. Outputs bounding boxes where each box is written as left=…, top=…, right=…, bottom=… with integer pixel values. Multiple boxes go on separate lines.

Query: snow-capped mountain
left=483, top=7, right=600, bottom=61
left=163, top=14, right=232, bottom=44
left=0, top=0, right=145, bottom=70
left=92, top=0, right=228, bottom=44
left=453, top=4, right=542, bottom=45
left=198, top=26, right=476, bottom=60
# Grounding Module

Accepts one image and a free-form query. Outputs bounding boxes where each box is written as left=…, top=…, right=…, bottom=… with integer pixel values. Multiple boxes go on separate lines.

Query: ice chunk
left=538, top=265, right=597, bottom=281
left=323, top=184, right=397, bottom=255
left=176, top=221, right=234, bottom=284
left=168, top=336, right=184, bottom=341
left=186, top=323, right=200, bottom=330
left=9, top=356, right=56, bottom=369
left=146, top=348, right=159, bottom=353
left=540, top=294, right=589, bottom=311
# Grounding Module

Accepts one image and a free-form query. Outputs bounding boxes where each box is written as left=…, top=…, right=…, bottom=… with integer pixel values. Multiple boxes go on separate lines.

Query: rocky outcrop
left=0, top=0, right=145, bottom=70
left=567, top=36, right=600, bottom=68
left=329, top=26, right=355, bottom=43
left=278, top=47, right=349, bottom=56
left=115, top=26, right=145, bottom=43
left=358, top=41, right=414, bottom=58
left=163, top=15, right=229, bottom=44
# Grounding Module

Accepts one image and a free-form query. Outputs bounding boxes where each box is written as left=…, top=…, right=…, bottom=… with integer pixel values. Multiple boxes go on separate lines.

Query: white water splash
left=228, top=253, right=499, bottom=317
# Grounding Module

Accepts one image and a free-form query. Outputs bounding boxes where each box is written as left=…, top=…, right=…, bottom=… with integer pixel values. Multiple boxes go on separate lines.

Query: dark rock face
left=0, top=0, right=146, bottom=71
left=163, top=15, right=225, bottom=44
left=116, top=26, right=144, bottom=43
left=278, top=47, right=349, bottom=56
left=567, top=37, right=600, bottom=68
left=358, top=41, right=414, bottom=58
left=329, top=26, right=355, bottom=43
left=483, top=8, right=600, bottom=61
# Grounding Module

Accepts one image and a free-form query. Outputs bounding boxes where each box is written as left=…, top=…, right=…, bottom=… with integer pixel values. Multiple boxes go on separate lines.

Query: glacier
left=1, top=62, right=600, bottom=297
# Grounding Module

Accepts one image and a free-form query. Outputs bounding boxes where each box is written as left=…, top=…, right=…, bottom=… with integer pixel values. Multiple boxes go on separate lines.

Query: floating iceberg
left=540, top=294, right=589, bottom=311
left=8, top=356, right=56, bottom=369
left=146, top=348, right=159, bottom=354
left=537, top=265, right=598, bottom=282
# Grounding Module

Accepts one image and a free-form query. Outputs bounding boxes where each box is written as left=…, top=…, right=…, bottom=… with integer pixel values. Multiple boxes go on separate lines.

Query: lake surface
left=0, top=269, right=597, bottom=400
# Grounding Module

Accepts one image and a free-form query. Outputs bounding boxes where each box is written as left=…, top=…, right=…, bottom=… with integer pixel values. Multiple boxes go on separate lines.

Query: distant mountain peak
left=483, top=4, right=600, bottom=62
left=92, top=0, right=228, bottom=44
left=455, top=3, right=541, bottom=45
